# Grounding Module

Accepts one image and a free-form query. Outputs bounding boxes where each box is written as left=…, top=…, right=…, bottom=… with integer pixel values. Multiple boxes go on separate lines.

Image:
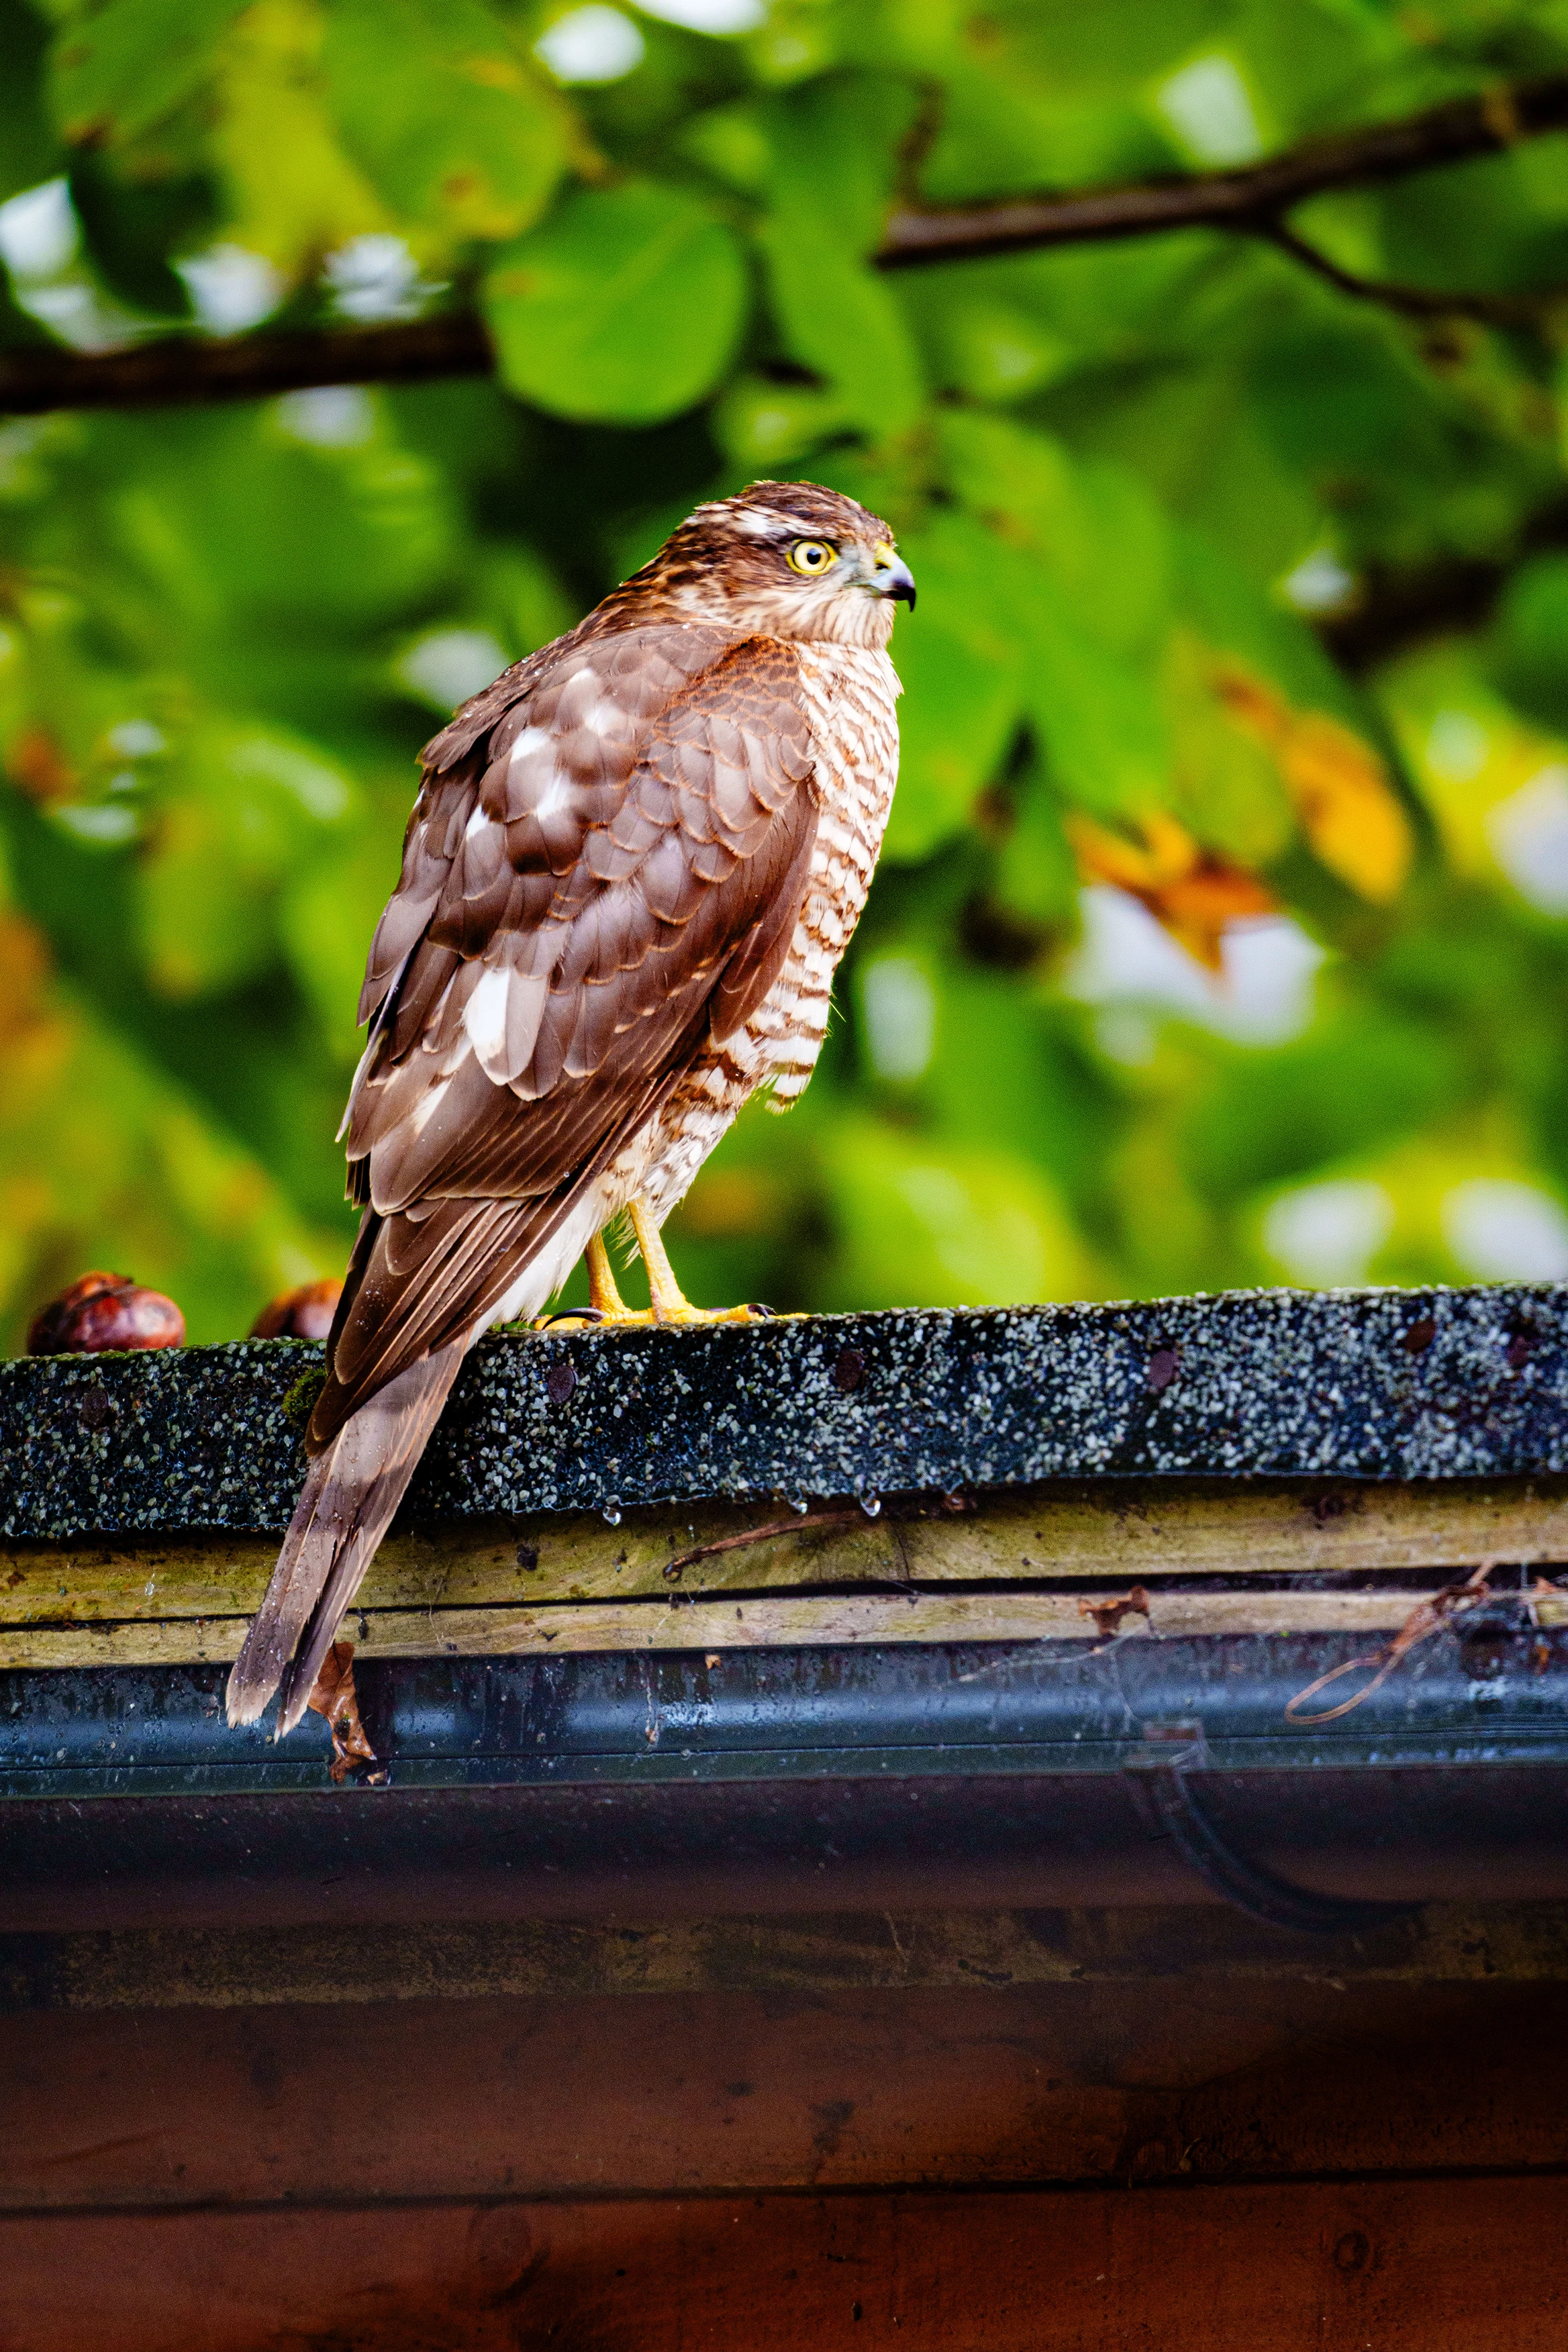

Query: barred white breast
left=626, top=640, right=901, bottom=1222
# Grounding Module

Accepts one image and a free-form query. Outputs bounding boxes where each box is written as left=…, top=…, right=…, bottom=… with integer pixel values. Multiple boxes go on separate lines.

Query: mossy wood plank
left=3, top=1479, right=1565, bottom=1629
left=11, top=1902, right=1568, bottom=2014
left=0, top=1581, right=1504, bottom=1669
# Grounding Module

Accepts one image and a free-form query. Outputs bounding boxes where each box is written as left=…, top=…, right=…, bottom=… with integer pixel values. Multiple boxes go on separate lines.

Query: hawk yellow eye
left=786, top=539, right=837, bottom=576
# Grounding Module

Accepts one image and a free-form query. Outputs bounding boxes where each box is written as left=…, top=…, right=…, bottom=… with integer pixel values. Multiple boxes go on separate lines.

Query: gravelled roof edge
left=3, top=1284, right=1566, bottom=1540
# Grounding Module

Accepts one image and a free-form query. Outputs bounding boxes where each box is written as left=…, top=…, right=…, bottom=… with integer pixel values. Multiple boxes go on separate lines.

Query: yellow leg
left=536, top=1230, right=654, bottom=1330
left=587, top=1232, right=632, bottom=1319
left=629, top=1199, right=759, bottom=1325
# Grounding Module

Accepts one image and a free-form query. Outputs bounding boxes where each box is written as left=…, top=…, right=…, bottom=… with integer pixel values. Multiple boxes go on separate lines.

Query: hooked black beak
left=878, top=554, right=917, bottom=610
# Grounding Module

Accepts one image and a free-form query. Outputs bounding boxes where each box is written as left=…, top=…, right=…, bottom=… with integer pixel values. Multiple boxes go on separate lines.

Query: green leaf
left=207, top=0, right=388, bottom=276
left=138, top=724, right=355, bottom=1001
left=938, top=409, right=1172, bottom=657
left=485, top=182, right=748, bottom=425
left=69, top=150, right=215, bottom=316
left=1162, top=628, right=1293, bottom=868
left=711, top=375, right=854, bottom=472
left=818, top=1116, right=1095, bottom=1310
left=1173, top=526, right=1359, bottom=719
left=106, top=403, right=458, bottom=633
left=1185, top=1014, right=1461, bottom=1202
left=882, top=511, right=1026, bottom=860
left=0, top=951, right=339, bottom=1351
left=278, top=818, right=403, bottom=1062
left=756, top=73, right=926, bottom=433
left=48, top=0, right=244, bottom=147
left=757, top=220, right=925, bottom=434
left=1489, top=553, right=1568, bottom=738
left=993, top=762, right=1081, bottom=929
left=322, top=0, right=567, bottom=242
left=1023, top=578, right=1172, bottom=820
left=0, top=0, right=64, bottom=202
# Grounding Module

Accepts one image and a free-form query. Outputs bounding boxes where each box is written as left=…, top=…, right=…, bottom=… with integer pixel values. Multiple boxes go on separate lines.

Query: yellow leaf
left=1213, top=664, right=1412, bottom=903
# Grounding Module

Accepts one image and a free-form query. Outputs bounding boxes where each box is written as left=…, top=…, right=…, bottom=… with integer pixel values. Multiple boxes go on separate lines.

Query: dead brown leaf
left=1079, top=1586, right=1152, bottom=1638
left=305, top=1640, right=380, bottom=1782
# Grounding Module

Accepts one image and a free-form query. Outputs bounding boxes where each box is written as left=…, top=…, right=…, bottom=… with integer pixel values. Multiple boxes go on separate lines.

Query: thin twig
left=1257, top=221, right=1563, bottom=327
left=1285, top=1560, right=1497, bottom=1725
left=661, top=1511, right=866, bottom=1582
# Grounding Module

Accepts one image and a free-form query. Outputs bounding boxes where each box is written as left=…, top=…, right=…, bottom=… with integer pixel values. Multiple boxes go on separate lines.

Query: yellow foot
left=629, top=1199, right=771, bottom=1325
left=536, top=1233, right=656, bottom=1331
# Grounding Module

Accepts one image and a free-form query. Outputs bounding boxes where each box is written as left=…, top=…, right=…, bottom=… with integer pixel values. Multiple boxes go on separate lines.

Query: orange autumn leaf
left=0, top=911, right=72, bottom=1071
left=1067, top=810, right=1275, bottom=971
left=5, top=726, right=76, bottom=805
left=1214, top=666, right=1412, bottom=903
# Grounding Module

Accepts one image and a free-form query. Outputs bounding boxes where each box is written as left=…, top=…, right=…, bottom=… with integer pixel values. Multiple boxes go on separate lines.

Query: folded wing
left=307, top=623, right=820, bottom=1450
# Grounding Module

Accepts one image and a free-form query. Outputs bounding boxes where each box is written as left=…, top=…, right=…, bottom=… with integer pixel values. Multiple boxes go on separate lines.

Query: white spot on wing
left=463, top=966, right=511, bottom=1065
left=462, top=961, right=550, bottom=1083
left=409, top=1072, right=454, bottom=1136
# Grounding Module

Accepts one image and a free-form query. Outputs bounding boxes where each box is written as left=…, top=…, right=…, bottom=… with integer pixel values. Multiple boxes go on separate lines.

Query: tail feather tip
left=224, top=1657, right=279, bottom=1730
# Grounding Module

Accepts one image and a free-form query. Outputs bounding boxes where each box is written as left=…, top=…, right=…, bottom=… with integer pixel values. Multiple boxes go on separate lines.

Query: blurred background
left=3, top=0, right=1568, bottom=1349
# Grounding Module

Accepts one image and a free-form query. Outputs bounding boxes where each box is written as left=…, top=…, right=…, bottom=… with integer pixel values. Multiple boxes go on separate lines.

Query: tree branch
left=876, top=72, right=1568, bottom=267
left=1, top=72, right=1565, bottom=415
left=0, top=312, right=495, bottom=415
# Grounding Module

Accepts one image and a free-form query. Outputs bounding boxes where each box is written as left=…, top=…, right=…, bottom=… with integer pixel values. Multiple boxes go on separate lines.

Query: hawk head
left=622, top=481, right=917, bottom=649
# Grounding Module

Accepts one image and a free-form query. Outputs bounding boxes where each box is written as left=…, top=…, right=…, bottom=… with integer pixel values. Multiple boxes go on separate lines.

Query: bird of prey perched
left=227, top=481, right=916, bottom=1733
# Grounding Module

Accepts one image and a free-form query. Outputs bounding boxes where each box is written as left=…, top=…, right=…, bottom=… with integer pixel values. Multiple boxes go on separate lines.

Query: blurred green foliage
left=5, top=0, right=1568, bottom=1349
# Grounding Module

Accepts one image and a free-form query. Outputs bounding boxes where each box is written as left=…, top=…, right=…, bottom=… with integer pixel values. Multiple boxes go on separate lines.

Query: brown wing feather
left=308, top=1050, right=693, bottom=1450
left=309, top=626, right=820, bottom=1448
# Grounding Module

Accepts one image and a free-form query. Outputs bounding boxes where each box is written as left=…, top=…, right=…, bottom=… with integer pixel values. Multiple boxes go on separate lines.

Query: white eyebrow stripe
left=733, top=507, right=787, bottom=536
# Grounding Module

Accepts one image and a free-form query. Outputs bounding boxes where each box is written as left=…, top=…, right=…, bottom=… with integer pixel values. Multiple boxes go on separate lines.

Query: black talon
left=746, top=1303, right=775, bottom=1318
left=537, top=1307, right=606, bottom=1327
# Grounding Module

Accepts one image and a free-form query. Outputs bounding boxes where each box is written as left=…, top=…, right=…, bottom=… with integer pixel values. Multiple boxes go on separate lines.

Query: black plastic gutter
left=3, top=1625, right=1567, bottom=1933
left=4, top=1285, right=1567, bottom=1934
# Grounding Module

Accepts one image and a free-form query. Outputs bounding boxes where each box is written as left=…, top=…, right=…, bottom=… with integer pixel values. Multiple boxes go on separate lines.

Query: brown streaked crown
left=590, top=481, right=902, bottom=646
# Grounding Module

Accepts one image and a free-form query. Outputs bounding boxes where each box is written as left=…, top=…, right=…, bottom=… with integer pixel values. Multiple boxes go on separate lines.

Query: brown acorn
left=250, top=1277, right=342, bottom=1342
left=27, top=1271, right=185, bottom=1355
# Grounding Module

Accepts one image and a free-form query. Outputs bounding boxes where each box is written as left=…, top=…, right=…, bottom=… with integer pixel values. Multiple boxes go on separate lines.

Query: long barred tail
left=226, top=1338, right=468, bottom=1736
